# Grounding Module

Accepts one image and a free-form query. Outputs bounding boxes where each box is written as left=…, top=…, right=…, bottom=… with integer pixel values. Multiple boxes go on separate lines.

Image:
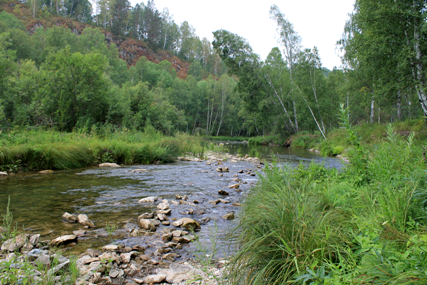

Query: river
left=0, top=143, right=342, bottom=259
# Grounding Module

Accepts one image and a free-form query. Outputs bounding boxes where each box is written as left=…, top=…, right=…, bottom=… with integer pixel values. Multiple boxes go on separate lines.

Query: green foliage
left=231, top=109, right=427, bottom=283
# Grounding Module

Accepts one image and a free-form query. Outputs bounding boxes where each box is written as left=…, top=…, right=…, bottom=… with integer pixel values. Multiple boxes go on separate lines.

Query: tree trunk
left=370, top=99, right=375, bottom=123
left=397, top=89, right=402, bottom=121
left=293, top=101, right=299, bottom=132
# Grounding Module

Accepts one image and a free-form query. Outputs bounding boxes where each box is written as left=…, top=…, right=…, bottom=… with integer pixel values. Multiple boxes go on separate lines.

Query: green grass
left=228, top=110, right=427, bottom=284
left=0, top=127, right=207, bottom=172
left=202, top=135, right=249, bottom=142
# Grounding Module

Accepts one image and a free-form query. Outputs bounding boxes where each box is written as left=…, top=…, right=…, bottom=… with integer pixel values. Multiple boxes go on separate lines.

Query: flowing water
left=0, top=143, right=342, bottom=259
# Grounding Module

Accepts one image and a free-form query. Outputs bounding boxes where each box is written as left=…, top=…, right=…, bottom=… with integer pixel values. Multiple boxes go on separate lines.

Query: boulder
left=98, top=163, right=120, bottom=167
left=180, top=218, right=201, bottom=231
left=78, top=214, right=95, bottom=228
left=0, top=171, right=8, bottom=176
left=62, top=212, right=78, bottom=223
left=157, top=200, right=170, bottom=210
left=50, top=235, right=78, bottom=247
left=138, top=197, right=158, bottom=203
left=139, top=219, right=156, bottom=231
left=218, top=190, right=229, bottom=196
left=1, top=234, right=29, bottom=251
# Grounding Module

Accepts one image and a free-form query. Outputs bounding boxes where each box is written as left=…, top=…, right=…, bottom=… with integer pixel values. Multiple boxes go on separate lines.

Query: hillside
left=0, top=1, right=190, bottom=78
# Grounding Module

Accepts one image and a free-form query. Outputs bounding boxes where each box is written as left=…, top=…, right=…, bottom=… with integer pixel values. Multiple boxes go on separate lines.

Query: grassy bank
left=0, top=127, right=207, bottom=172
left=202, top=136, right=249, bottom=142
left=228, top=113, right=427, bottom=284
left=289, top=118, right=427, bottom=157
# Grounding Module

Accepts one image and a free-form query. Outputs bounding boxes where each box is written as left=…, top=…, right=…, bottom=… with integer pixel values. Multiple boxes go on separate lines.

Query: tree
left=39, top=46, right=109, bottom=130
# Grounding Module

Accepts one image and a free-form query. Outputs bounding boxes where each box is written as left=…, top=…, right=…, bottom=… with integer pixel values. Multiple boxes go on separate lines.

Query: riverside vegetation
left=227, top=107, right=427, bottom=284
left=0, top=124, right=207, bottom=173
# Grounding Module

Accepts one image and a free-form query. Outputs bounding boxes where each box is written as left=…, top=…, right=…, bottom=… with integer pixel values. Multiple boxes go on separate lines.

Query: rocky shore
left=0, top=152, right=263, bottom=284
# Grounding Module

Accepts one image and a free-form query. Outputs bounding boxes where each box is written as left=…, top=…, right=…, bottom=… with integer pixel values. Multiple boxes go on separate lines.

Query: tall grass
left=0, top=127, right=207, bottom=172
left=228, top=107, right=427, bottom=284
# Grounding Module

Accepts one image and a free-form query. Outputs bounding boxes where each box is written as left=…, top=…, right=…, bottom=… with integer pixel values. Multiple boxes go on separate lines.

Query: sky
left=129, top=0, right=355, bottom=70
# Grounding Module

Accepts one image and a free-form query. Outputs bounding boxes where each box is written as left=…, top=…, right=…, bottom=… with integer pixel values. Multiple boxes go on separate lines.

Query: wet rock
left=38, top=170, right=54, bottom=174
left=172, top=230, right=182, bottom=237
left=156, top=248, right=171, bottom=254
left=129, top=228, right=140, bottom=237
left=162, top=233, right=173, bottom=242
left=138, top=197, right=158, bottom=203
left=157, top=200, right=170, bottom=211
left=175, top=194, right=183, bottom=199
left=232, top=202, right=241, bottom=207
left=172, top=236, right=191, bottom=243
left=170, top=200, right=180, bottom=206
left=78, top=214, right=95, bottom=228
left=120, top=252, right=135, bottom=263
left=99, top=252, right=121, bottom=264
left=171, top=220, right=183, bottom=227
left=250, top=173, right=256, bottom=176
left=162, top=221, right=170, bottom=226
left=200, top=170, right=209, bottom=173
left=29, top=234, right=40, bottom=245
left=139, top=254, right=151, bottom=261
left=98, top=163, right=120, bottom=167
left=157, top=213, right=168, bottom=221
left=73, top=230, right=86, bottom=237
left=50, top=235, right=77, bottom=247
left=200, top=217, right=211, bottom=225
left=219, top=199, right=230, bottom=204
left=179, top=200, right=188, bottom=205
left=131, top=169, right=147, bottom=173
left=180, top=218, right=201, bottom=231
left=229, top=183, right=240, bottom=189
left=157, top=209, right=171, bottom=215
left=218, top=174, right=223, bottom=177
left=62, top=212, right=78, bottom=223
left=222, top=213, right=235, bottom=220
left=132, top=245, right=146, bottom=252
left=209, top=199, right=220, bottom=205
left=216, top=167, right=229, bottom=172
left=218, top=190, right=229, bottom=196
left=238, top=170, right=244, bottom=173
left=139, top=212, right=154, bottom=219
left=139, top=219, right=156, bottom=232
left=162, top=252, right=179, bottom=261
left=143, top=274, right=166, bottom=284
left=102, top=244, right=120, bottom=251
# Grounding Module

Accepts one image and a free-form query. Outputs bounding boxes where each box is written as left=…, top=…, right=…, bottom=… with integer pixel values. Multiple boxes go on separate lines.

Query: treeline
left=0, top=11, right=247, bottom=135
left=212, top=4, right=424, bottom=140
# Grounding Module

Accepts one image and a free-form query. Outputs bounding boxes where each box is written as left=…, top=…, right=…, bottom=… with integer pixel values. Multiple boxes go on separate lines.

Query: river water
left=0, top=143, right=342, bottom=259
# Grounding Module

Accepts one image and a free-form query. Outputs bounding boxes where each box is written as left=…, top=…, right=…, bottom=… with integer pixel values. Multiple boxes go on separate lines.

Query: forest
left=1, top=0, right=425, bottom=139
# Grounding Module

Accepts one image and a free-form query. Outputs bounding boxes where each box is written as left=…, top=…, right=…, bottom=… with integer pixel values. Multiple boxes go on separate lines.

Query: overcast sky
left=129, top=0, right=355, bottom=70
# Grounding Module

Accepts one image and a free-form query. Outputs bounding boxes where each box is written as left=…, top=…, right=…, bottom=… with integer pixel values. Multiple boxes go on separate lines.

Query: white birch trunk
left=370, top=99, right=375, bottom=123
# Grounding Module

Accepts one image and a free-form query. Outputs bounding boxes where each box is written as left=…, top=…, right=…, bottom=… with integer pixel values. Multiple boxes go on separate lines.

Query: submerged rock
left=216, top=167, right=229, bottom=173
left=38, top=170, right=54, bottom=174
left=131, top=169, right=147, bottom=173
left=222, top=213, right=235, bottom=220
left=229, top=183, right=240, bottom=189
left=98, top=163, right=120, bottom=167
left=62, top=212, right=78, bottom=223
left=138, top=197, right=158, bottom=203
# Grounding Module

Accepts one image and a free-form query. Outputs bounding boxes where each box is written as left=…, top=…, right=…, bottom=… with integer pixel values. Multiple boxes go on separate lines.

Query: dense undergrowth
left=0, top=125, right=207, bottom=172
left=289, top=118, right=427, bottom=157
left=228, top=107, right=427, bottom=284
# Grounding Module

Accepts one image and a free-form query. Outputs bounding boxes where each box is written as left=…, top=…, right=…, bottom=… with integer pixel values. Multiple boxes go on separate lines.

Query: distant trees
left=339, top=0, right=426, bottom=121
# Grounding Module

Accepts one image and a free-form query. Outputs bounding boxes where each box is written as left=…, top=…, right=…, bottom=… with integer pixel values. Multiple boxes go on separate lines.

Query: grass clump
left=228, top=105, right=427, bottom=284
